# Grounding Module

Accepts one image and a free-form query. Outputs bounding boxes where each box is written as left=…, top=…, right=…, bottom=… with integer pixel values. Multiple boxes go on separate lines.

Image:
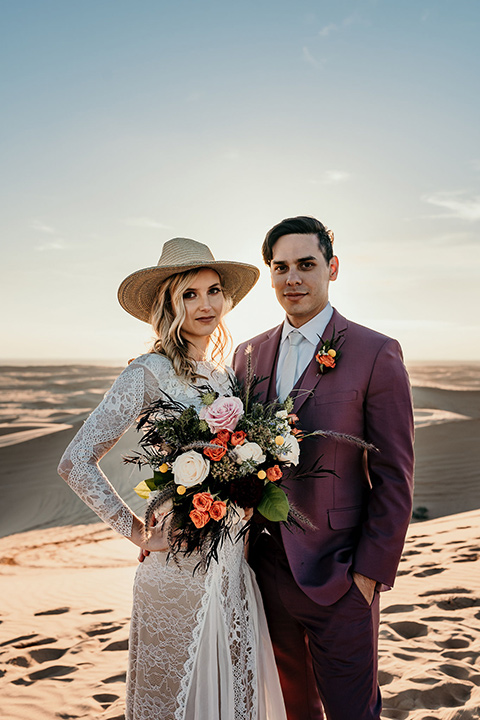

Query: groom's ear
left=329, top=256, right=339, bottom=281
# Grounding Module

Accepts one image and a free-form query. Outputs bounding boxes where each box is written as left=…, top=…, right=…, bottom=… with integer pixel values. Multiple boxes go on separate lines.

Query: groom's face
left=270, top=233, right=338, bottom=328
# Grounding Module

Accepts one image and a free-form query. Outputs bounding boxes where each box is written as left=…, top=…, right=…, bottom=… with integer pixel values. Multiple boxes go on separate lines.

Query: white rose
left=276, top=433, right=300, bottom=466
left=275, top=410, right=289, bottom=420
left=234, top=441, right=266, bottom=465
left=172, top=450, right=210, bottom=488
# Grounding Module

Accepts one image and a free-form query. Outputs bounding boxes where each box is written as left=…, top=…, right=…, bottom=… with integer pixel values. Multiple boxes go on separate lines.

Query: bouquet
left=124, top=369, right=374, bottom=569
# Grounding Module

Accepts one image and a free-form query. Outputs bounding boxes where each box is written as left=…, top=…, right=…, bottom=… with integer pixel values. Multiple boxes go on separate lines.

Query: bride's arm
left=57, top=359, right=168, bottom=551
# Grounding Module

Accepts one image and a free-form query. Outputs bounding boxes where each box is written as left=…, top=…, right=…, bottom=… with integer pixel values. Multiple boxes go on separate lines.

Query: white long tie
left=278, top=330, right=303, bottom=402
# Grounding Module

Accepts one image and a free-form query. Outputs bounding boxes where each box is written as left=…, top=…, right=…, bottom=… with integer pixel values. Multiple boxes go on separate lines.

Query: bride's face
left=180, top=268, right=225, bottom=345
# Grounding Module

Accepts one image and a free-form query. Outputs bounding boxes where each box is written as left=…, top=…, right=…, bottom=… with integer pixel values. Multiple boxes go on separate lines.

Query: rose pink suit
left=233, top=309, right=414, bottom=720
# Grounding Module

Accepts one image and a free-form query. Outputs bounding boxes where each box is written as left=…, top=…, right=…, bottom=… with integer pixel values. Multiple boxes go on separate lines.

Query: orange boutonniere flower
left=315, top=327, right=344, bottom=375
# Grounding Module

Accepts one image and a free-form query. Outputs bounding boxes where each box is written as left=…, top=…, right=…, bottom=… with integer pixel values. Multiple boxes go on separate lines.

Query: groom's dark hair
left=261, top=215, right=334, bottom=266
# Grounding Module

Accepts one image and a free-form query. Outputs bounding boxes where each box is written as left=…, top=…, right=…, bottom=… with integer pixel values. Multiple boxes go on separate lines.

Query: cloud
left=124, top=217, right=173, bottom=230
left=302, top=46, right=322, bottom=69
left=422, top=191, right=480, bottom=221
left=35, top=240, right=66, bottom=251
left=31, top=220, right=56, bottom=234
left=323, top=170, right=351, bottom=185
left=319, top=23, right=337, bottom=37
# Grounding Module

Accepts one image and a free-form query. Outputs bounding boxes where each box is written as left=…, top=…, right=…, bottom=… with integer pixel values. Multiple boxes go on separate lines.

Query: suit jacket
left=232, top=308, right=414, bottom=606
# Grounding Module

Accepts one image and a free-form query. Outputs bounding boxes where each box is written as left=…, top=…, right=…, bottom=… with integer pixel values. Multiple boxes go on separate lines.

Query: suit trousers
left=250, top=531, right=382, bottom=720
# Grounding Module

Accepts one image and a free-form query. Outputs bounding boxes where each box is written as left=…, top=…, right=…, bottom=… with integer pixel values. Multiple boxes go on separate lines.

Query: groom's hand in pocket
left=353, top=571, right=377, bottom=606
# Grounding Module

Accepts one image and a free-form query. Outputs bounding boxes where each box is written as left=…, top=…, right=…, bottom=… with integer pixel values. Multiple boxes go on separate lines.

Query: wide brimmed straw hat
left=118, top=237, right=260, bottom=323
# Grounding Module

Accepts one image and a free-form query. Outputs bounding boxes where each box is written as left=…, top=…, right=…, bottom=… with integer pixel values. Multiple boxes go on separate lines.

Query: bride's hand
left=132, top=513, right=170, bottom=556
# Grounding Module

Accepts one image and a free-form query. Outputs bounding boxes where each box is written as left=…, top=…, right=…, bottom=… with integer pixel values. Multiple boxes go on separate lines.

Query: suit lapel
left=252, top=324, right=283, bottom=404
left=293, top=308, right=348, bottom=415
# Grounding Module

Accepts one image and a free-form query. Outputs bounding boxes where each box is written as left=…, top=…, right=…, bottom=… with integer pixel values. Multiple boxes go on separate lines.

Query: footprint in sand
left=437, top=596, right=480, bottom=610
left=81, top=608, right=114, bottom=615
left=385, top=681, right=472, bottom=711
left=93, top=692, right=120, bottom=709
left=85, top=622, right=124, bottom=637
left=382, top=604, right=416, bottom=614
left=378, top=670, right=395, bottom=686
left=1, top=634, right=57, bottom=649
left=102, top=638, right=129, bottom=652
left=102, top=672, right=126, bottom=683
left=27, top=664, right=78, bottom=681
left=419, top=587, right=472, bottom=597
left=439, top=662, right=479, bottom=682
left=34, top=607, right=70, bottom=616
left=390, top=621, right=429, bottom=639
left=437, top=635, right=473, bottom=649
left=29, top=647, right=68, bottom=663
left=442, top=649, right=480, bottom=662
left=413, top=567, right=446, bottom=577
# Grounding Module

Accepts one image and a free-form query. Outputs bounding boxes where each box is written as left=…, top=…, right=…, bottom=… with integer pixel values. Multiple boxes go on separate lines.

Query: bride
left=58, top=237, right=288, bottom=720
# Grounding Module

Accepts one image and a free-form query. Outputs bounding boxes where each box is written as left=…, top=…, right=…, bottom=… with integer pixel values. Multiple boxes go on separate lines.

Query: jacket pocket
left=315, top=390, right=358, bottom=405
left=327, top=505, right=363, bottom=530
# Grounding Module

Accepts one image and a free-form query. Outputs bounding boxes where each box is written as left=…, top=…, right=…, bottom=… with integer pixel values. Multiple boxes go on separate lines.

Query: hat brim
left=118, top=259, right=260, bottom=323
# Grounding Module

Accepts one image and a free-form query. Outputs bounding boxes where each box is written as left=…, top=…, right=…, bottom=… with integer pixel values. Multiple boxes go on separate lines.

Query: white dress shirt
left=275, top=302, right=333, bottom=398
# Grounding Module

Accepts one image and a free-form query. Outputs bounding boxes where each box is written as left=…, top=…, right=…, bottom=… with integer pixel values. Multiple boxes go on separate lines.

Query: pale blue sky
left=1, top=0, right=479, bottom=361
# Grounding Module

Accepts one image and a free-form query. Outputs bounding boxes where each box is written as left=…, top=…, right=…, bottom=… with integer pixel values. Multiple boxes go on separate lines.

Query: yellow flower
left=177, top=485, right=187, bottom=495
left=275, top=436, right=285, bottom=446
left=159, top=463, right=169, bottom=473
left=257, top=470, right=267, bottom=480
left=328, top=349, right=336, bottom=357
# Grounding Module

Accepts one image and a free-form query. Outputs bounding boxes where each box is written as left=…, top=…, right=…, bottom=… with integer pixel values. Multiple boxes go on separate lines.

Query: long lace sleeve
left=58, top=361, right=151, bottom=537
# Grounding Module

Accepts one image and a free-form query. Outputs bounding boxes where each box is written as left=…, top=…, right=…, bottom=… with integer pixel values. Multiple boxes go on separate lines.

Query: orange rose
left=203, top=439, right=228, bottom=461
left=209, top=500, right=227, bottom=521
left=216, top=429, right=231, bottom=444
left=192, top=492, right=213, bottom=512
left=231, top=430, right=247, bottom=446
left=287, top=413, right=299, bottom=424
left=266, top=465, right=283, bottom=482
left=316, top=353, right=336, bottom=368
left=189, top=509, right=210, bottom=529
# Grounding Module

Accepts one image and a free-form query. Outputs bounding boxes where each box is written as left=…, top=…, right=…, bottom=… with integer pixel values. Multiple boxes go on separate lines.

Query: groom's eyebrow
left=272, top=255, right=317, bottom=266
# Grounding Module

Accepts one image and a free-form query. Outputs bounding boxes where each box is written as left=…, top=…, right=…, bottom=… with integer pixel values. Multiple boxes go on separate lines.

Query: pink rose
left=200, top=395, right=244, bottom=433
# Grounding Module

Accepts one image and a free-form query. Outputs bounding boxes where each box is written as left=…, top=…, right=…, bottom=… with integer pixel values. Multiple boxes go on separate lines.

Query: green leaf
left=257, top=483, right=289, bottom=522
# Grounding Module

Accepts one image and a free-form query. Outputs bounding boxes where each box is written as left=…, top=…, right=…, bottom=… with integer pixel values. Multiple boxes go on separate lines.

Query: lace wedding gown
left=58, top=353, right=287, bottom=720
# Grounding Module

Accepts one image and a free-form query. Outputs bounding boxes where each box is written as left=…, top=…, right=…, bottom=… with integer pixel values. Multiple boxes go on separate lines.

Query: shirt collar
left=281, top=302, right=333, bottom=347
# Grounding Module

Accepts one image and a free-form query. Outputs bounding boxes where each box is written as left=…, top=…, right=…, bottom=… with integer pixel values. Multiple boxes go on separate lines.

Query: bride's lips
left=196, top=315, right=216, bottom=323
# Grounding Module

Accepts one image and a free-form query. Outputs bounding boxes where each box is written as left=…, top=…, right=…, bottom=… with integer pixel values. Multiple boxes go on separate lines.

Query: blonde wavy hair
left=149, top=269, right=232, bottom=381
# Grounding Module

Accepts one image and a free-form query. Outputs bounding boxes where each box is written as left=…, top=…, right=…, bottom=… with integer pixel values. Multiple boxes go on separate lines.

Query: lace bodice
left=58, top=354, right=233, bottom=537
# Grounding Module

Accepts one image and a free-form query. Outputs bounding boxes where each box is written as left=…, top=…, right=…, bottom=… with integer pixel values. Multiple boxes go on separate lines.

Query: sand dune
left=1, top=512, right=479, bottom=719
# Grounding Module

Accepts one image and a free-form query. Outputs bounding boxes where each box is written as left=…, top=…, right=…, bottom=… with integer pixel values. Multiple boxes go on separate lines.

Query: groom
left=233, top=216, right=414, bottom=720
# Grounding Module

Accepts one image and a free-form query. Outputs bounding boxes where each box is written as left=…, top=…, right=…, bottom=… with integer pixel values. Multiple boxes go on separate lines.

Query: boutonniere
left=315, top=327, right=344, bottom=374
